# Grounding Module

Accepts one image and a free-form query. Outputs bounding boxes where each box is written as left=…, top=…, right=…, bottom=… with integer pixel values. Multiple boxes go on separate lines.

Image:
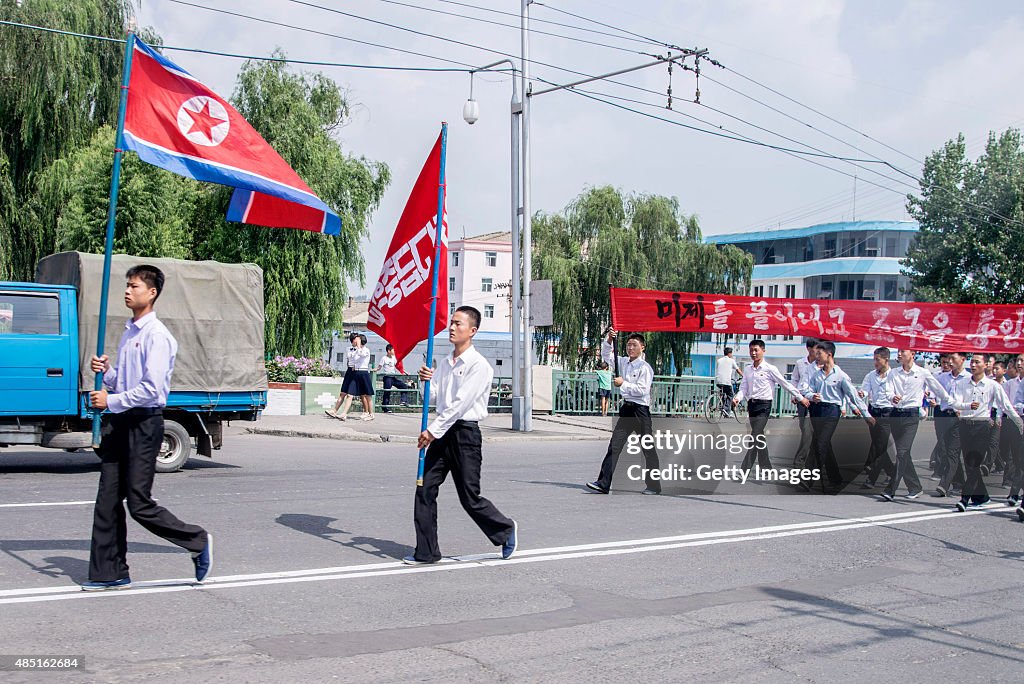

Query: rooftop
left=705, top=220, right=918, bottom=245
left=454, top=231, right=511, bottom=243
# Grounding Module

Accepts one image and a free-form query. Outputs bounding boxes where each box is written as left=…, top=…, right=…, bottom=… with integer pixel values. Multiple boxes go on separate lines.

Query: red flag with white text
left=367, top=133, right=447, bottom=366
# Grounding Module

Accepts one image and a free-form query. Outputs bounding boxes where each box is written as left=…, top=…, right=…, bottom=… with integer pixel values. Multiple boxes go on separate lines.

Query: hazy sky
left=137, top=1, right=1024, bottom=295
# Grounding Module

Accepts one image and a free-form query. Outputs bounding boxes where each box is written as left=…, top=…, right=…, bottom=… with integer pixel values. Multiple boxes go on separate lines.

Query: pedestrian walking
left=83, top=265, right=211, bottom=591
left=405, top=306, right=517, bottom=564
left=790, top=338, right=819, bottom=467
left=327, top=333, right=374, bottom=421
left=731, top=339, right=808, bottom=471
left=376, top=344, right=412, bottom=413
left=586, top=328, right=662, bottom=495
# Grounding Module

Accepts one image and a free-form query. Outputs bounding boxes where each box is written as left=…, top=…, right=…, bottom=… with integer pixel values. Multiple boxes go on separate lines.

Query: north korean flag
left=122, top=38, right=340, bottom=235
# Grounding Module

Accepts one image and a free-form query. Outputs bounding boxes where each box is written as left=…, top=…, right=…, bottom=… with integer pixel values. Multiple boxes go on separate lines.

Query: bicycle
left=703, top=383, right=745, bottom=424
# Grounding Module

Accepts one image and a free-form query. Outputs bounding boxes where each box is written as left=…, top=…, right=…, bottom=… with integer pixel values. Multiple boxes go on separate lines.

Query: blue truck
left=0, top=252, right=268, bottom=472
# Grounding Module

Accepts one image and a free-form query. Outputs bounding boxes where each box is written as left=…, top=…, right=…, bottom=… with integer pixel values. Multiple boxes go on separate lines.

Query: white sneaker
left=361, top=413, right=375, bottom=421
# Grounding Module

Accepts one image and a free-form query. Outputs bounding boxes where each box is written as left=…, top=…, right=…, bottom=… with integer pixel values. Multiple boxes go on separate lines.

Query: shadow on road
left=275, top=513, right=410, bottom=560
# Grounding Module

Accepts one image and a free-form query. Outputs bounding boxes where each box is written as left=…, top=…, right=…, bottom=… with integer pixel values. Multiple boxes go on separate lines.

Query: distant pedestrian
left=376, top=344, right=412, bottom=413
left=405, top=306, right=517, bottom=565
left=83, top=265, right=211, bottom=591
left=596, top=360, right=612, bottom=416
left=327, top=333, right=375, bottom=421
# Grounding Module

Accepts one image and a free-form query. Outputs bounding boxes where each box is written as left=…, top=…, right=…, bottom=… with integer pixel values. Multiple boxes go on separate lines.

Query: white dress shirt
left=601, top=340, right=653, bottom=406
left=346, top=346, right=370, bottom=371
left=1003, top=376, right=1021, bottom=411
left=891, top=363, right=951, bottom=410
left=791, top=355, right=817, bottom=388
left=938, top=369, right=970, bottom=411
left=860, top=368, right=896, bottom=409
left=801, top=365, right=870, bottom=415
left=734, top=361, right=803, bottom=403
left=103, top=312, right=177, bottom=413
left=952, top=374, right=1023, bottom=430
left=427, top=345, right=493, bottom=439
left=715, top=355, right=740, bottom=385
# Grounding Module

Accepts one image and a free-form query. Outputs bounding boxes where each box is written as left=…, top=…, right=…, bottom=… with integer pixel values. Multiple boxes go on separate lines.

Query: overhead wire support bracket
left=529, top=50, right=705, bottom=99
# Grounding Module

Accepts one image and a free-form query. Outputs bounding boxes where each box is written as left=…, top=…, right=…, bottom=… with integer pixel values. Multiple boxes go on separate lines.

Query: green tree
left=0, top=0, right=134, bottom=279
left=37, top=126, right=195, bottom=259
left=194, top=56, right=390, bottom=356
left=904, top=129, right=1024, bottom=304
left=533, top=186, right=752, bottom=373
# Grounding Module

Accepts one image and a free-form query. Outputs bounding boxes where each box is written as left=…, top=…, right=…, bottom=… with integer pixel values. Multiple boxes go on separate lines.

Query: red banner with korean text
left=610, top=288, right=1024, bottom=353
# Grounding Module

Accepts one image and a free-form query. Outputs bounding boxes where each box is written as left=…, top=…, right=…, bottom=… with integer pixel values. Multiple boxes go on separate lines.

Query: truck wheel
left=157, top=420, right=192, bottom=473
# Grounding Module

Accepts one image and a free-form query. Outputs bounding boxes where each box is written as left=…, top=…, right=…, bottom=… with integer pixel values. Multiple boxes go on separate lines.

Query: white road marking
left=0, top=500, right=93, bottom=508
left=0, top=505, right=1006, bottom=606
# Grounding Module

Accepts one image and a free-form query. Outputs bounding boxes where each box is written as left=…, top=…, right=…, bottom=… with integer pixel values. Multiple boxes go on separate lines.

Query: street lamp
left=463, top=59, right=528, bottom=430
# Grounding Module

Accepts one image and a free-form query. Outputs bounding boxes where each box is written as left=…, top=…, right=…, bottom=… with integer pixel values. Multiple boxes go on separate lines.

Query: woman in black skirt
left=326, top=333, right=375, bottom=421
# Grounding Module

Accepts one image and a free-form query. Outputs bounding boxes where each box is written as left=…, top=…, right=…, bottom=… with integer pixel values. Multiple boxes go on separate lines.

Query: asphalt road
left=1, top=421, right=1022, bottom=683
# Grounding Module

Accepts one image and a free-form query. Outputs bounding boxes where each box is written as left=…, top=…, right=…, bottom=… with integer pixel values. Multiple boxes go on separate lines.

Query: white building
left=447, top=231, right=514, bottom=333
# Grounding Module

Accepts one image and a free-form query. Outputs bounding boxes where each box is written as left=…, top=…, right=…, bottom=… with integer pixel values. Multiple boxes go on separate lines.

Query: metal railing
left=551, top=371, right=807, bottom=418
left=371, top=373, right=513, bottom=413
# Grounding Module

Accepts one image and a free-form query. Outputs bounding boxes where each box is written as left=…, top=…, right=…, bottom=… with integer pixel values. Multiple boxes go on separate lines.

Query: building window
left=452, top=251, right=459, bottom=267
left=885, top=237, right=898, bottom=257
left=823, top=238, right=836, bottom=259
left=768, top=285, right=779, bottom=298
left=785, top=284, right=796, bottom=298
left=784, top=334, right=795, bottom=341
left=484, top=304, right=494, bottom=319
left=485, top=251, right=497, bottom=267
left=820, top=280, right=833, bottom=298
left=884, top=277, right=898, bottom=300
left=753, top=285, right=764, bottom=298
left=481, top=278, right=493, bottom=293
left=449, top=277, right=456, bottom=291
left=450, top=303, right=456, bottom=315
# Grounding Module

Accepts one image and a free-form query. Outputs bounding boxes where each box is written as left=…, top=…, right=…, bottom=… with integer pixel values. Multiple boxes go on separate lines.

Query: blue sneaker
left=81, top=577, right=131, bottom=592
left=192, top=533, right=213, bottom=582
left=585, top=481, right=609, bottom=494
left=402, top=555, right=438, bottom=565
left=501, top=520, right=518, bottom=560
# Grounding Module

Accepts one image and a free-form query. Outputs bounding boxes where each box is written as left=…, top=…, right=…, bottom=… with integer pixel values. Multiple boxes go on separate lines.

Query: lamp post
left=463, top=59, right=527, bottom=430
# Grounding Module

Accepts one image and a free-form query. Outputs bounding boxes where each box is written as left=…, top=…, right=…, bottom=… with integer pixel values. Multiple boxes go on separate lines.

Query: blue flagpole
left=91, top=31, right=136, bottom=448
left=417, top=123, right=448, bottom=486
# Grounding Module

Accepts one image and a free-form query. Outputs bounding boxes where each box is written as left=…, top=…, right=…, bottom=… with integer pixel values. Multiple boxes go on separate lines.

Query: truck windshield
left=0, top=292, right=60, bottom=335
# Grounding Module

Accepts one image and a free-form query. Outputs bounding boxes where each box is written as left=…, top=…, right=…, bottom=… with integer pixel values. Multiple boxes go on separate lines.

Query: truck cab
left=0, top=283, right=80, bottom=419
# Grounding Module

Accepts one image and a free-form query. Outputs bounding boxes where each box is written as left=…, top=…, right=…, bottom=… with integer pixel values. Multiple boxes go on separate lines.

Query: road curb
left=246, top=426, right=606, bottom=443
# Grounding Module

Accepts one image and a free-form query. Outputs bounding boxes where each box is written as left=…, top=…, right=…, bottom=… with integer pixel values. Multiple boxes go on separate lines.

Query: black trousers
left=959, top=419, right=992, bottom=504
left=382, top=375, right=411, bottom=410
left=596, top=401, right=661, bottom=493
left=808, top=403, right=843, bottom=488
left=864, top=406, right=895, bottom=483
left=741, top=399, right=772, bottom=470
left=89, top=411, right=206, bottom=582
left=716, top=383, right=735, bottom=409
left=794, top=402, right=813, bottom=467
left=936, top=410, right=965, bottom=491
left=413, top=421, right=514, bottom=562
left=884, top=410, right=922, bottom=496
left=1005, top=420, right=1024, bottom=497
left=984, top=413, right=1003, bottom=470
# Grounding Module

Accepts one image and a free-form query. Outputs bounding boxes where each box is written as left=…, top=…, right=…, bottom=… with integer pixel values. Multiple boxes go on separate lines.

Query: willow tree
left=0, top=0, right=134, bottom=279
left=192, top=55, right=390, bottom=356
left=533, top=186, right=752, bottom=373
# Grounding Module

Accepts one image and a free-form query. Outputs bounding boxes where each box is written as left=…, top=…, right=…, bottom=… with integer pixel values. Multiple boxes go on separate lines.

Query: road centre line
left=0, top=505, right=1005, bottom=605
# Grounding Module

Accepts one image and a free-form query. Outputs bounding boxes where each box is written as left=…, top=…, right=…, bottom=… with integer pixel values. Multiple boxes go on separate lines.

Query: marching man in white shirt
left=790, top=338, right=819, bottom=467
left=732, top=339, right=808, bottom=470
left=858, top=347, right=898, bottom=489
left=405, top=306, right=518, bottom=565
left=949, top=353, right=1022, bottom=512
left=884, top=349, right=953, bottom=501
left=587, top=328, right=662, bottom=495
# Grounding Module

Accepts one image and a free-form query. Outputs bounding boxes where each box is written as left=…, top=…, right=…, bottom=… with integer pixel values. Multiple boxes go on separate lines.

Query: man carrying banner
left=798, top=340, right=873, bottom=493
left=732, top=339, right=808, bottom=471
left=586, top=328, right=662, bottom=495
left=883, top=349, right=953, bottom=501
left=405, top=306, right=517, bottom=564
left=949, top=353, right=1022, bottom=511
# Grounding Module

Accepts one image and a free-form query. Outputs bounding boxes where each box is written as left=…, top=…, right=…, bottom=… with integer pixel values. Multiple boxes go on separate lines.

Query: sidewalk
left=246, top=411, right=613, bottom=443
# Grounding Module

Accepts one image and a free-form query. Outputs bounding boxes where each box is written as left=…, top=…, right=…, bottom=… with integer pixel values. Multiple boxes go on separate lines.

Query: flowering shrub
left=266, top=355, right=336, bottom=383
